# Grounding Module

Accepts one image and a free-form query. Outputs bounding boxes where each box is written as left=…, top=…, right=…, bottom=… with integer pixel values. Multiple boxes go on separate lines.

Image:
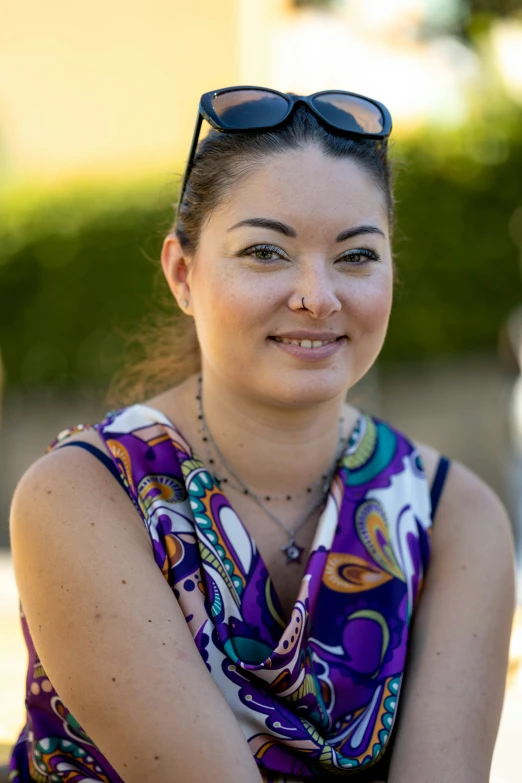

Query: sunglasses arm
left=177, top=112, right=204, bottom=211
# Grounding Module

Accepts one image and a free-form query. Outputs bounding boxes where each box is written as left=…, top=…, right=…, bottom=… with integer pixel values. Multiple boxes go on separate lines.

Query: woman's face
left=168, top=144, right=394, bottom=407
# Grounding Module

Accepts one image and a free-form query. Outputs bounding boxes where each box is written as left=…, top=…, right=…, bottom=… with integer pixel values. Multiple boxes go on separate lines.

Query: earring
left=181, top=299, right=189, bottom=309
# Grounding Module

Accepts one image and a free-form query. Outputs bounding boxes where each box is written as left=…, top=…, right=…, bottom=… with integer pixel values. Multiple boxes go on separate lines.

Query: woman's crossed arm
left=10, top=443, right=263, bottom=783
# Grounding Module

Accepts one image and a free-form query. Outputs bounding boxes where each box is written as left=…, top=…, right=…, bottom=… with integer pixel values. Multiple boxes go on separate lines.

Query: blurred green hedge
left=388, top=124, right=522, bottom=360
left=1, top=123, right=521, bottom=391
left=0, top=179, right=175, bottom=389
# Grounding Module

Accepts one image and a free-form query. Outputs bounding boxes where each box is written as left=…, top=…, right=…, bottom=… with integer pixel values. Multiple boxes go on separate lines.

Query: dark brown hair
left=108, top=104, right=395, bottom=406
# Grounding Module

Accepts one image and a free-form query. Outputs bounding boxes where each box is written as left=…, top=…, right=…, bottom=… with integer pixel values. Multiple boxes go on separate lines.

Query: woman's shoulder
left=14, top=382, right=192, bottom=514
left=9, top=401, right=177, bottom=550
left=411, top=436, right=514, bottom=579
left=374, top=419, right=515, bottom=650
left=45, top=383, right=191, bottom=460
left=10, top=418, right=154, bottom=561
left=359, top=407, right=513, bottom=548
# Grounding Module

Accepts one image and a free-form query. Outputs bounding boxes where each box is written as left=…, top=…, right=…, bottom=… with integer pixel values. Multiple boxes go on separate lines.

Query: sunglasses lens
left=212, top=90, right=289, bottom=128
left=312, top=93, right=385, bottom=134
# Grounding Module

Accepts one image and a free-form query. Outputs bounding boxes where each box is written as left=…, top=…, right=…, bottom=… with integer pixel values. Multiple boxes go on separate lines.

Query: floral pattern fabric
left=9, top=403, right=432, bottom=782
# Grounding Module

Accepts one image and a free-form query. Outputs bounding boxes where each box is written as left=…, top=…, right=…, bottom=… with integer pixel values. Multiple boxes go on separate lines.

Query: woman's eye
left=238, top=245, right=380, bottom=265
left=337, top=248, right=380, bottom=265
left=240, top=244, right=287, bottom=262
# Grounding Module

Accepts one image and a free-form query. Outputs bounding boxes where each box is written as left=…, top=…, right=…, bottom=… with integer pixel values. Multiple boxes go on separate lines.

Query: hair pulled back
left=177, top=105, right=394, bottom=252
left=108, top=104, right=395, bottom=406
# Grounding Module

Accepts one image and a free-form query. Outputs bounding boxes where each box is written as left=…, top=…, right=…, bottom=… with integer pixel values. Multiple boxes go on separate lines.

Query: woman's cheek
left=348, top=284, right=392, bottom=384
left=347, top=277, right=393, bottom=341
left=198, top=277, right=259, bottom=357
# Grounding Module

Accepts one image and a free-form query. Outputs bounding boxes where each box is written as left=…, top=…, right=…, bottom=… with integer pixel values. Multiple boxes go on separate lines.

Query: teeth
left=274, top=337, right=337, bottom=348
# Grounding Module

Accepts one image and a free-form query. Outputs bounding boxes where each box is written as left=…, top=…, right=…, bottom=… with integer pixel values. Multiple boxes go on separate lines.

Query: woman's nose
left=288, top=262, right=342, bottom=319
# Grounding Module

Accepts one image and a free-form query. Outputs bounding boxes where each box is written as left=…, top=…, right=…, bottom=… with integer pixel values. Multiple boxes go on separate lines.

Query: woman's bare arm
left=10, top=446, right=263, bottom=783
left=388, top=452, right=516, bottom=783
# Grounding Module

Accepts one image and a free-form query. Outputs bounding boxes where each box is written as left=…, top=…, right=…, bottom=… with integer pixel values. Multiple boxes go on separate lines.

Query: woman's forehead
left=209, top=147, right=388, bottom=236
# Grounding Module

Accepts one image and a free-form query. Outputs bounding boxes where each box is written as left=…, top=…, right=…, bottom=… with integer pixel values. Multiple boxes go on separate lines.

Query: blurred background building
left=1, top=0, right=522, bottom=779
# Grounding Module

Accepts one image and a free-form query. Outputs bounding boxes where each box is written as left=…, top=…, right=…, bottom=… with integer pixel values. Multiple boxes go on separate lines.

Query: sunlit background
left=1, top=0, right=522, bottom=779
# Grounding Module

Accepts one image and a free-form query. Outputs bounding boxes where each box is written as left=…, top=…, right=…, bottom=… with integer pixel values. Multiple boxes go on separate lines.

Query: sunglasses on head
left=177, top=86, right=393, bottom=209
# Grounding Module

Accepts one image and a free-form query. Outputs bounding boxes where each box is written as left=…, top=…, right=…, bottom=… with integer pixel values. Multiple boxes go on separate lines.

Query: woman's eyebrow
left=227, top=218, right=385, bottom=242
left=227, top=218, right=296, bottom=237
left=335, top=225, right=385, bottom=242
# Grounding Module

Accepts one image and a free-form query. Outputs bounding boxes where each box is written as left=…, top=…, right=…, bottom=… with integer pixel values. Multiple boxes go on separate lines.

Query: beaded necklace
left=196, top=374, right=351, bottom=563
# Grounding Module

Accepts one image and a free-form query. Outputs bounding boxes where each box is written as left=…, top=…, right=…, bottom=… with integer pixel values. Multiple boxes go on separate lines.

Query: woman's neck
left=173, top=370, right=357, bottom=499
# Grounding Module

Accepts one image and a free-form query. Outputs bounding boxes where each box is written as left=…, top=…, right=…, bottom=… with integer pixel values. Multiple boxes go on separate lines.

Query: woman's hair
left=108, top=104, right=395, bottom=406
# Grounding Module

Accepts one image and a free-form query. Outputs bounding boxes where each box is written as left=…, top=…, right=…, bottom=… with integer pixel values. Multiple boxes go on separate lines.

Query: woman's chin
left=256, top=368, right=353, bottom=408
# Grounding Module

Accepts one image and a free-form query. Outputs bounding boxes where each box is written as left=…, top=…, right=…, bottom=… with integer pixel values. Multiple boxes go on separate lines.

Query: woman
left=8, top=88, right=515, bottom=783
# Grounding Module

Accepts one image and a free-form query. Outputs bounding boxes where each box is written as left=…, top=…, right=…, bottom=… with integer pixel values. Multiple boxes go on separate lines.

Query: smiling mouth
left=269, top=336, right=343, bottom=348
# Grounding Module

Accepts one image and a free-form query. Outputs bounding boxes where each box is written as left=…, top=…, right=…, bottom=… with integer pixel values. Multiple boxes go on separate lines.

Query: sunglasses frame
left=178, top=85, right=393, bottom=209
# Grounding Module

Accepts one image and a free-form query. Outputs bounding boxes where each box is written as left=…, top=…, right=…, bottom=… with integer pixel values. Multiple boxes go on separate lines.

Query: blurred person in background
left=6, top=88, right=516, bottom=783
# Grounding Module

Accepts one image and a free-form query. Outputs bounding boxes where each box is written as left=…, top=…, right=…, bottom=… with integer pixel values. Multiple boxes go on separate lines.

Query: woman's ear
left=161, top=232, right=193, bottom=315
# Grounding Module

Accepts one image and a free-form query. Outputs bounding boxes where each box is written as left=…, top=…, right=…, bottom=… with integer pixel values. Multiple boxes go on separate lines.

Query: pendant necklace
left=195, top=375, right=351, bottom=564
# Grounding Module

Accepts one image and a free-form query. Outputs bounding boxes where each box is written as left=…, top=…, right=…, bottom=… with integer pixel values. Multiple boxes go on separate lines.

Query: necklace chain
left=196, top=375, right=343, bottom=503
left=195, top=374, right=353, bottom=564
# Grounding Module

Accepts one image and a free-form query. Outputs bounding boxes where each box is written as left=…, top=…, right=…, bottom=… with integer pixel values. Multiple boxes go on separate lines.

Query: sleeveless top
left=8, top=403, right=450, bottom=782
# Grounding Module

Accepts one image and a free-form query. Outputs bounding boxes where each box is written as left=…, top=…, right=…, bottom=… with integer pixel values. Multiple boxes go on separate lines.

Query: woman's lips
left=268, top=335, right=346, bottom=361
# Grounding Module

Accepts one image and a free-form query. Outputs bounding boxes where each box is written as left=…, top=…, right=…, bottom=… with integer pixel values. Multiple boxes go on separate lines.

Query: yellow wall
left=1, top=0, right=245, bottom=183
left=1, top=0, right=494, bottom=186
left=236, top=0, right=292, bottom=90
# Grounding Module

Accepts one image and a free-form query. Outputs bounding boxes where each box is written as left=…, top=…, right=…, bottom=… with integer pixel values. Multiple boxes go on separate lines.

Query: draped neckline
left=136, top=403, right=365, bottom=629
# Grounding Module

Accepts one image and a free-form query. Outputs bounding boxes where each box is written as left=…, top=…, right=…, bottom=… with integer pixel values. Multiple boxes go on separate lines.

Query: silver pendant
left=281, top=538, right=304, bottom=565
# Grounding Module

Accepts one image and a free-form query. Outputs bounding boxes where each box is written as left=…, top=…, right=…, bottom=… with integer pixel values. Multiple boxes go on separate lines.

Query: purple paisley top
left=9, top=403, right=433, bottom=782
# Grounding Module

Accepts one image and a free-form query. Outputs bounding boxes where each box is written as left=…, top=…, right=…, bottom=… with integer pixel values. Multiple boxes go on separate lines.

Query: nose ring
left=301, top=297, right=309, bottom=311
